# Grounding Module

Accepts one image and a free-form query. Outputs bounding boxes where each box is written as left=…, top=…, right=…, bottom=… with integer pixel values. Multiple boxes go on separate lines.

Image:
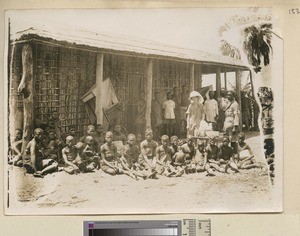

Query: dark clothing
left=219, top=145, right=234, bottom=161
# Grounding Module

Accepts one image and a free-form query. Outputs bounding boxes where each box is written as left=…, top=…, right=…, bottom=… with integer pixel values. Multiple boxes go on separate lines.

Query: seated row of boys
left=9, top=123, right=262, bottom=179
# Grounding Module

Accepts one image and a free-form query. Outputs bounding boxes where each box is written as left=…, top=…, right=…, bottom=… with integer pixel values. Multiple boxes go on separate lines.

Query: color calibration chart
left=83, top=219, right=211, bottom=236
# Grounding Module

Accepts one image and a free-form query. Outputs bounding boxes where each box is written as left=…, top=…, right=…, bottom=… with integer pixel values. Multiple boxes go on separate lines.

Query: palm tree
left=242, top=23, right=273, bottom=72
left=219, top=40, right=241, bottom=59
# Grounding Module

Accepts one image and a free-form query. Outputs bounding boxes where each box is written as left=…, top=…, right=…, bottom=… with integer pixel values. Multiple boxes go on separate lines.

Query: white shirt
left=163, top=100, right=176, bottom=119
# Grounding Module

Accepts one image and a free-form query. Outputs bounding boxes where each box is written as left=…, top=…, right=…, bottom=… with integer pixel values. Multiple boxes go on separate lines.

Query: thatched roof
left=11, top=25, right=249, bottom=73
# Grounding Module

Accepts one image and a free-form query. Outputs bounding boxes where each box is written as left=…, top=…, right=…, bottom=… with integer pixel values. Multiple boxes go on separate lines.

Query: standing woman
left=186, top=91, right=205, bottom=138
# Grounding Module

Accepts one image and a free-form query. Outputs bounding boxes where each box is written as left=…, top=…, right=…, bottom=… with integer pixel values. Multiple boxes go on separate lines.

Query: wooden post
left=145, top=59, right=153, bottom=129
left=17, top=44, right=34, bottom=156
left=249, top=70, right=255, bottom=97
left=216, top=67, right=221, bottom=98
left=224, top=69, right=227, bottom=90
left=235, top=69, right=242, bottom=129
left=190, top=63, right=195, bottom=91
left=95, top=53, right=104, bottom=125
left=199, top=65, right=202, bottom=88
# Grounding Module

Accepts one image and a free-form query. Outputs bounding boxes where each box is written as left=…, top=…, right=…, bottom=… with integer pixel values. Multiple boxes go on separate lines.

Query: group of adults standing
left=136, top=85, right=240, bottom=141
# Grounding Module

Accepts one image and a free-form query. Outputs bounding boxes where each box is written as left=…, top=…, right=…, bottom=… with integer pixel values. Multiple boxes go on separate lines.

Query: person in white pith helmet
left=186, top=91, right=205, bottom=138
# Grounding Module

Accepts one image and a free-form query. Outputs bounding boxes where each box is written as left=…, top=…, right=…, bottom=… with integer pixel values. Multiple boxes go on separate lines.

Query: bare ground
left=7, top=133, right=275, bottom=214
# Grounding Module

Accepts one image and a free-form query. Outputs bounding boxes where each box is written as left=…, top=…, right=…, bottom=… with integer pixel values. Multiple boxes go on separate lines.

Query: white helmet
left=189, top=91, right=204, bottom=104
left=189, top=91, right=201, bottom=98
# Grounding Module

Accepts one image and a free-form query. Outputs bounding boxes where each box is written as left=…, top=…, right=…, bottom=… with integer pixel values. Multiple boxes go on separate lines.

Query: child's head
left=15, top=128, right=23, bottom=141
left=105, top=131, right=113, bottom=143
left=173, top=86, right=179, bottom=94
left=161, top=135, right=169, bottom=146
left=208, top=91, right=214, bottom=99
left=198, top=140, right=205, bottom=152
left=223, top=137, right=230, bottom=146
left=238, top=133, right=246, bottom=144
left=227, top=91, right=235, bottom=101
left=145, top=129, right=153, bottom=141
left=48, top=129, right=57, bottom=140
left=170, top=135, right=179, bottom=146
left=114, top=124, right=122, bottom=134
left=86, top=125, right=95, bottom=136
left=209, top=137, right=216, bottom=146
left=127, top=134, right=136, bottom=146
left=166, top=92, right=172, bottom=100
left=187, top=137, right=194, bottom=146
left=68, top=125, right=76, bottom=136
left=96, top=124, right=104, bottom=134
left=85, top=135, right=95, bottom=146
left=33, top=128, right=44, bottom=141
left=75, top=142, right=85, bottom=152
left=66, top=135, right=75, bottom=147
left=136, top=133, right=142, bottom=142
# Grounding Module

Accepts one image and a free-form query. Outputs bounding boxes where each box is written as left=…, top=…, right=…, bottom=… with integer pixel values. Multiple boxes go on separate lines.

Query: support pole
left=224, top=69, right=227, bottom=90
left=216, top=67, right=221, bottom=98
left=18, top=44, right=34, bottom=156
left=190, top=63, right=195, bottom=91
left=145, top=59, right=153, bottom=129
left=95, top=53, right=104, bottom=125
left=235, top=69, right=242, bottom=129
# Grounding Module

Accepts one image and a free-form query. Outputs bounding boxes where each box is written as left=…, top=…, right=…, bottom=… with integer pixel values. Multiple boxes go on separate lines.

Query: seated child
left=218, top=137, right=239, bottom=173
left=41, top=129, right=60, bottom=160
left=138, top=129, right=159, bottom=178
left=191, top=140, right=215, bottom=176
left=172, top=138, right=195, bottom=174
left=234, top=133, right=261, bottom=169
left=120, top=134, right=147, bottom=180
left=62, top=136, right=83, bottom=174
left=139, top=129, right=157, bottom=169
left=206, top=138, right=225, bottom=173
left=100, top=131, right=136, bottom=179
left=9, top=128, right=23, bottom=166
left=170, top=135, right=179, bottom=163
left=156, top=135, right=182, bottom=177
left=23, top=128, right=58, bottom=177
left=82, top=136, right=101, bottom=171
left=113, top=124, right=127, bottom=145
left=93, top=124, right=106, bottom=152
left=181, top=138, right=196, bottom=164
left=79, top=125, right=98, bottom=151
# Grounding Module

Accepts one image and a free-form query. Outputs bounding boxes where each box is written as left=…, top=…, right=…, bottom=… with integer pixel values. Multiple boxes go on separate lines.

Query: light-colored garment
left=204, top=99, right=219, bottom=122
left=224, top=101, right=239, bottom=130
left=163, top=100, right=176, bottom=119
left=217, top=96, right=229, bottom=111
left=186, top=102, right=205, bottom=131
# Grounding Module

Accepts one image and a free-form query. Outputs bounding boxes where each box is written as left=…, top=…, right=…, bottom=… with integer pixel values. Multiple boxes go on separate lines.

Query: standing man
left=217, top=88, right=228, bottom=132
left=163, top=92, right=176, bottom=137
left=204, top=91, right=219, bottom=130
left=151, top=92, right=163, bottom=140
left=171, top=87, right=181, bottom=136
left=224, top=91, right=240, bottom=149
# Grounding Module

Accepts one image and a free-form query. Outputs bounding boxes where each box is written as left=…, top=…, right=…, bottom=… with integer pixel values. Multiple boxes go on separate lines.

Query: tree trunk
left=19, top=44, right=35, bottom=157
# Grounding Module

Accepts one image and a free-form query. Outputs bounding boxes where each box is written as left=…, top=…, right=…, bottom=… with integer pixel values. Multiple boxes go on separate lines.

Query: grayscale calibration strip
left=83, top=219, right=211, bottom=236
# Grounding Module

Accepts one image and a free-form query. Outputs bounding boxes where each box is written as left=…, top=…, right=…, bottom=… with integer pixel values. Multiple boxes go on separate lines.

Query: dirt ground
left=6, top=132, right=275, bottom=214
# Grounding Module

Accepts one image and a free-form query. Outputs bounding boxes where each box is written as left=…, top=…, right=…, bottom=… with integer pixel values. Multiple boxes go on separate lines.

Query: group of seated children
left=9, top=123, right=262, bottom=179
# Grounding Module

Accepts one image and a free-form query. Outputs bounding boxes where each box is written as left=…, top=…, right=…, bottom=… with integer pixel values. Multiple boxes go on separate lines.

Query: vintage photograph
left=4, top=8, right=282, bottom=214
